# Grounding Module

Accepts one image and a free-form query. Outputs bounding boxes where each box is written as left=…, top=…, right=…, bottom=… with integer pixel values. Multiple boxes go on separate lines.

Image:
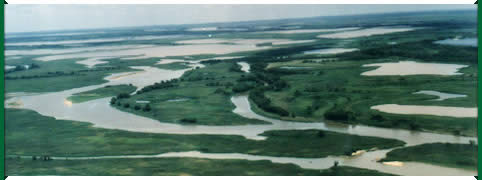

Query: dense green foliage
left=68, top=85, right=137, bottom=103
left=5, top=63, right=40, bottom=74
left=112, top=62, right=269, bottom=125
left=155, top=62, right=191, bottom=70
left=250, top=89, right=290, bottom=116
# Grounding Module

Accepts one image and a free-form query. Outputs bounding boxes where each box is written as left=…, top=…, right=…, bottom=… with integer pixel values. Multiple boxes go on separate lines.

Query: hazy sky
left=6, top=4, right=476, bottom=33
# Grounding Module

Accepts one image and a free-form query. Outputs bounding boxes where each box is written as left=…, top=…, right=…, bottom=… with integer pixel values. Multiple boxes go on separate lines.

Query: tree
left=371, top=114, right=385, bottom=122
left=180, top=118, right=197, bottom=123
left=110, top=97, right=117, bottom=105
left=290, top=113, right=296, bottom=118
left=123, top=103, right=130, bottom=108
left=469, top=140, right=476, bottom=146
left=30, top=63, right=40, bottom=69
left=143, top=104, right=151, bottom=112
left=294, top=90, right=302, bottom=97
left=324, top=107, right=350, bottom=122
left=134, top=105, right=141, bottom=110
left=409, top=122, right=420, bottom=130
left=305, top=106, right=313, bottom=115
left=14, top=65, right=26, bottom=71
left=117, top=93, right=130, bottom=99
left=317, top=130, right=325, bottom=138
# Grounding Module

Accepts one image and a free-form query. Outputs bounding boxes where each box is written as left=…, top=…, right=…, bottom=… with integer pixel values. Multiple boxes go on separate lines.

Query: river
left=5, top=63, right=477, bottom=175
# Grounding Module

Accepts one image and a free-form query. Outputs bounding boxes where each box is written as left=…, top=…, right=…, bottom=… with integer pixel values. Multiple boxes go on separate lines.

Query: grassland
left=5, top=158, right=394, bottom=176
left=6, top=108, right=404, bottom=158
left=234, top=26, right=477, bottom=137
left=249, top=59, right=477, bottom=136
left=4, top=10, right=478, bottom=176
left=111, top=62, right=269, bottom=125
left=67, top=85, right=137, bottom=103
left=381, top=143, right=477, bottom=169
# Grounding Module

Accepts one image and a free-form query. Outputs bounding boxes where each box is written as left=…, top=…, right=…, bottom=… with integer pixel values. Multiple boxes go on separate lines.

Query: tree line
left=5, top=66, right=121, bottom=80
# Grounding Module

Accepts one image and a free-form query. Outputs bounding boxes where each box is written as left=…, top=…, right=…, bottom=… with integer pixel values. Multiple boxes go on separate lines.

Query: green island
left=67, top=85, right=137, bottom=103
left=111, top=62, right=270, bottom=125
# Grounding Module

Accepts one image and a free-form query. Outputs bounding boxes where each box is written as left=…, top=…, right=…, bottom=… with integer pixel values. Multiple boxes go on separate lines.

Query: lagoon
left=371, top=104, right=477, bottom=118
left=361, top=61, right=468, bottom=76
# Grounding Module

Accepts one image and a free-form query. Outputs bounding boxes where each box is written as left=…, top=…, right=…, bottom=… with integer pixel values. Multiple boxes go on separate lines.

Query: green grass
left=67, top=85, right=137, bottom=103
left=112, top=62, right=269, bottom=125
left=250, top=59, right=476, bottom=136
left=5, top=158, right=394, bottom=176
left=6, top=109, right=404, bottom=158
left=381, top=143, right=477, bottom=170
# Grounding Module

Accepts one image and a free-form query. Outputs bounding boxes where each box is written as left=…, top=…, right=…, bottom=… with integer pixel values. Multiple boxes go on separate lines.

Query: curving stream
left=6, top=64, right=477, bottom=175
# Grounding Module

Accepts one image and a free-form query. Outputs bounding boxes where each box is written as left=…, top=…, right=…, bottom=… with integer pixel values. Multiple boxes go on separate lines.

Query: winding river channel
left=6, top=63, right=477, bottom=176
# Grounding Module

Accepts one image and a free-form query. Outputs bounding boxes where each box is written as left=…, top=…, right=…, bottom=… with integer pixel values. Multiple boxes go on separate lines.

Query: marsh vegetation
left=4, top=9, right=477, bottom=175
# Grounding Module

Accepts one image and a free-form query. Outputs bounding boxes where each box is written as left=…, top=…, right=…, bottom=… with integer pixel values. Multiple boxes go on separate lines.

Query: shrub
left=371, top=114, right=385, bottom=122
left=293, top=90, right=302, bottom=97
left=249, top=89, right=289, bottom=116
left=117, top=93, right=130, bottom=99
left=110, top=97, right=117, bottom=105
left=232, top=82, right=254, bottom=93
left=180, top=118, right=197, bottom=123
left=317, top=131, right=325, bottom=138
left=408, top=123, right=420, bottom=130
left=324, top=107, right=350, bottom=122
left=143, top=104, right=151, bottom=112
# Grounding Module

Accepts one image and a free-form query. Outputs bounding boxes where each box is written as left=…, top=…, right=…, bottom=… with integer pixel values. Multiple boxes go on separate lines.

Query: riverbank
left=6, top=109, right=404, bottom=158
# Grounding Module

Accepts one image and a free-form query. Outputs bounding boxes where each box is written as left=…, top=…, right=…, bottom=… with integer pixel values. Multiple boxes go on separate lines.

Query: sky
left=5, top=4, right=477, bottom=33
